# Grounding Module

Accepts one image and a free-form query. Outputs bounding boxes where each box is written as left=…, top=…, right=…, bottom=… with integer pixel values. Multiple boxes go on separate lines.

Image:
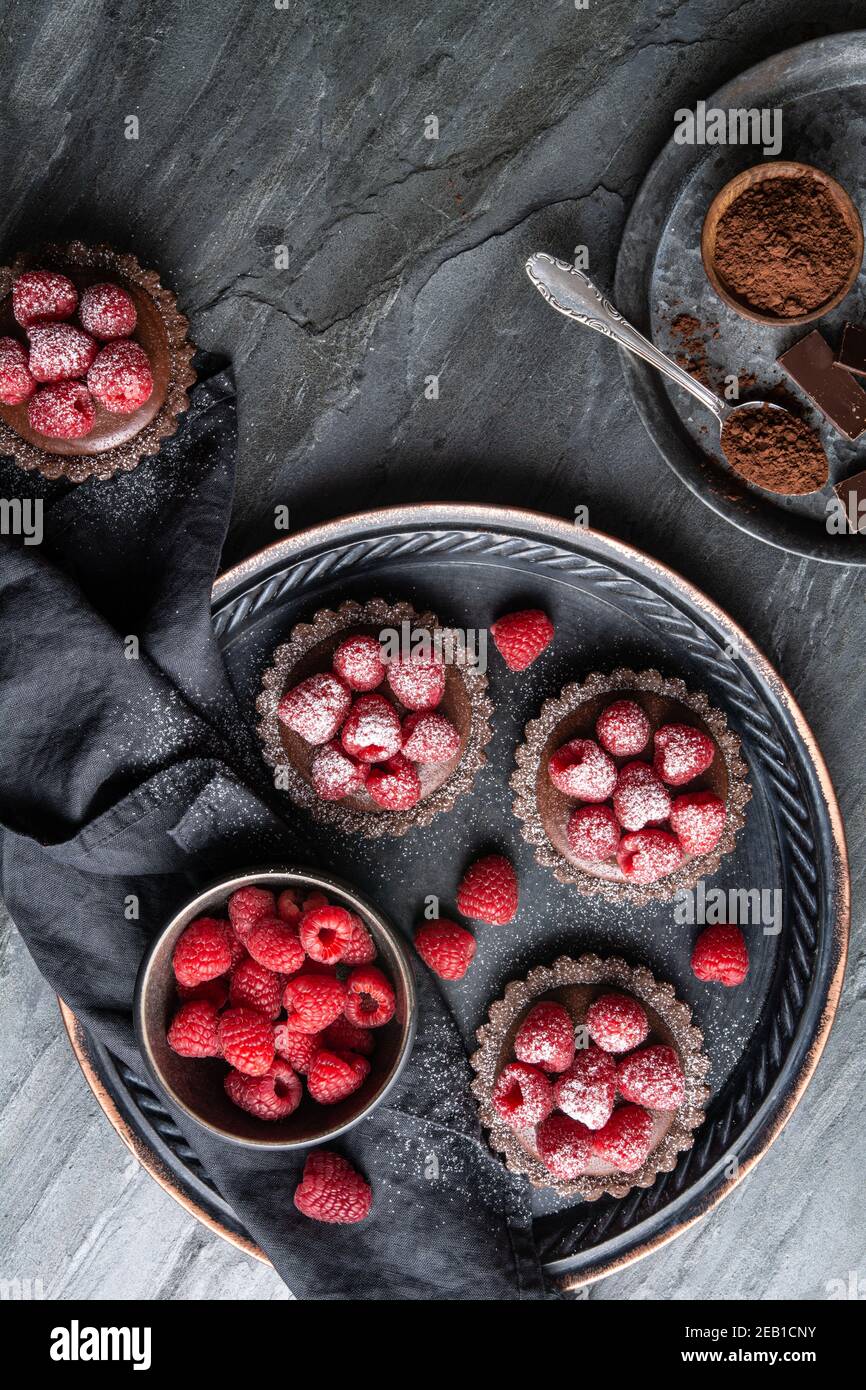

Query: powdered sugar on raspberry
left=28, top=323, right=97, bottom=382
left=78, top=282, right=137, bottom=339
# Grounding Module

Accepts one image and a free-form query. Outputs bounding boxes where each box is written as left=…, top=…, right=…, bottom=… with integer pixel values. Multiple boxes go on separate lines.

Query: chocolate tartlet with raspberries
left=256, top=598, right=493, bottom=837
left=512, top=668, right=750, bottom=904
left=0, top=241, right=195, bottom=482
left=471, top=955, right=710, bottom=1201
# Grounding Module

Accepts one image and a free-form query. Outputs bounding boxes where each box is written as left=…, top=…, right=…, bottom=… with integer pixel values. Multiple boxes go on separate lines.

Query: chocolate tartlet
left=256, top=598, right=493, bottom=838
left=0, top=241, right=195, bottom=481
left=470, top=954, right=710, bottom=1201
left=512, top=668, right=750, bottom=904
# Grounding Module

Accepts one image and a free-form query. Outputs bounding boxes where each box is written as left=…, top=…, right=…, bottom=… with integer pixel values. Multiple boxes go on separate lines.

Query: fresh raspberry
left=293, top=1150, right=372, bottom=1224
left=456, top=853, right=518, bottom=925
left=340, top=914, right=377, bottom=966
left=548, top=738, right=617, bottom=802
left=596, top=699, right=651, bottom=757
left=401, top=710, right=461, bottom=764
left=340, top=693, right=402, bottom=763
left=553, top=1043, right=617, bottom=1129
left=344, top=965, right=396, bottom=1028
left=414, top=919, right=476, bottom=980
left=246, top=917, right=305, bottom=975
left=491, top=1061, right=554, bottom=1129
left=321, top=1018, right=376, bottom=1056
left=299, top=904, right=354, bottom=963
left=592, top=1103, right=655, bottom=1172
left=176, top=975, right=229, bottom=1007
left=0, top=336, right=35, bottom=404
left=28, top=381, right=96, bottom=438
left=277, top=672, right=351, bottom=745
left=514, top=1001, right=575, bottom=1073
left=307, top=1048, right=371, bottom=1104
left=385, top=651, right=446, bottom=710
left=617, top=1045, right=685, bottom=1111
left=332, top=634, right=385, bottom=691
left=669, top=790, right=726, bottom=854
left=303, top=891, right=330, bottom=911
left=653, top=723, right=716, bottom=786
left=617, top=828, right=683, bottom=883
left=87, top=339, right=153, bottom=413
left=78, top=282, right=137, bottom=339
left=691, top=923, right=749, bottom=986
left=172, top=917, right=232, bottom=987
left=27, top=323, right=97, bottom=382
left=218, top=1007, right=275, bottom=1076
left=12, top=270, right=78, bottom=328
left=586, top=992, right=649, bottom=1053
left=225, top=1059, right=302, bottom=1121
left=310, top=739, right=367, bottom=800
left=366, top=754, right=422, bottom=810
left=612, top=760, right=671, bottom=831
left=490, top=609, right=554, bottom=671
left=283, top=973, right=348, bottom=1032
left=167, top=1000, right=221, bottom=1058
left=276, top=888, right=301, bottom=923
left=228, top=886, right=277, bottom=940
left=273, top=1022, right=323, bottom=1074
left=536, top=1113, right=593, bottom=1180
left=229, top=957, right=283, bottom=1019
left=566, top=804, right=621, bottom=861
left=218, top=922, right=247, bottom=971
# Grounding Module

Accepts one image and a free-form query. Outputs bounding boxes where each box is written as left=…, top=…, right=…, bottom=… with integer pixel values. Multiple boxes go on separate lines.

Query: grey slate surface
left=1, top=0, right=863, bottom=1300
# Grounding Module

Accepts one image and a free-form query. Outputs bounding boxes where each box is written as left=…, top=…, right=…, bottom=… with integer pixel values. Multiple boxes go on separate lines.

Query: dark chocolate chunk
left=833, top=468, right=866, bottom=534
left=835, top=322, right=866, bottom=378
left=777, top=330, right=866, bottom=440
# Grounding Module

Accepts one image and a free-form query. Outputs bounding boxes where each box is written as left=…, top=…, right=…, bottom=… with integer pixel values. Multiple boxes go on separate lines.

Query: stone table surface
left=1, top=0, right=864, bottom=1301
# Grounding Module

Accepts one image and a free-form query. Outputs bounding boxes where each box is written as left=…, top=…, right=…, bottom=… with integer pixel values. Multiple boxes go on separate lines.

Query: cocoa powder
left=721, top=404, right=828, bottom=494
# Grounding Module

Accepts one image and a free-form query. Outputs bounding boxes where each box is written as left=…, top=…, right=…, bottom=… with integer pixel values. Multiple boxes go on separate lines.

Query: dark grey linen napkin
left=0, top=365, right=550, bottom=1300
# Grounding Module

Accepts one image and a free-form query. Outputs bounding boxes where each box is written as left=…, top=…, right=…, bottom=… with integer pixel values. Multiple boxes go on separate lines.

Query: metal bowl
left=133, top=866, right=416, bottom=1149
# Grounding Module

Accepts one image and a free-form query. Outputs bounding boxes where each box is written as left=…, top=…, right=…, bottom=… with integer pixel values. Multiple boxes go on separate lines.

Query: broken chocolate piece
left=832, top=469, right=866, bottom=534
left=835, top=322, right=866, bottom=378
left=777, top=330, right=866, bottom=441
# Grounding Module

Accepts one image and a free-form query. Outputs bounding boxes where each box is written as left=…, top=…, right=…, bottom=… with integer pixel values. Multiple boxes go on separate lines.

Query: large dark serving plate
left=60, top=506, right=848, bottom=1289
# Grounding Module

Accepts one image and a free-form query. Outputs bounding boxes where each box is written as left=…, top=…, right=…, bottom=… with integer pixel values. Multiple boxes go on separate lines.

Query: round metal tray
left=61, top=505, right=848, bottom=1289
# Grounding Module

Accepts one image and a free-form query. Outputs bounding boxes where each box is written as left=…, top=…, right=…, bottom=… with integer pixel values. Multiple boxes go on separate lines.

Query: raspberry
left=514, top=1001, right=575, bottom=1073
left=490, top=609, right=554, bottom=671
left=293, top=1150, right=372, bottom=1224
left=340, top=693, right=402, bottom=763
left=225, top=1059, right=302, bottom=1121
left=596, top=699, right=651, bottom=757
left=310, top=739, right=367, bottom=800
left=172, top=917, right=232, bottom=987
left=617, top=1045, right=685, bottom=1110
left=669, top=790, right=726, bottom=855
left=344, top=965, right=396, bottom=1028
left=229, top=958, right=283, bottom=1019
left=27, top=323, right=96, bottom=383
left=414, top=919, right=476, bottom=980
left=219, top=922, right=247, bottom=971
left=218, top=1007, right=275, bottom=1076
left=586, top=992, right=649, bottom=1053
left=307, top=1048, right=371, bottom=1104
left=549, top=738, right=617, bottom=802
left=332, top=634, right=385, bottom=691
left=299, top=904, right=355, bottom=963
left=566, top=804, right=621, bottom=861
left=12, top=270, right=77, bottom=328
left=617, top=828, right=683, bottom=883
left=691, top=923, right=749, bottom=986
left=228, top=886, right=277, bottom=940
left=612, top=760, right=671, bottom=831
left=340, top=914, right=377, bottom=966
left=177, top=976, right=229, bottom=1007
left=536, top=1113, right=593, bottom=1179
left=167, top=1000, right=221, bottom=1058
left=401, top=710, right=461, bottom=764
left=386, top=651, right=446, bottom=710
left=87, top=339, right=153, bottom=413
left=653, top=723, right=716, bottom=786
left=592, top=1103, right=655, bottom=1172
left=28, top=381, right=96, bottom=438
left=0, top=336, right=35, bottom=404
left=278, top=672, right=351, bottom=745
left=78, top=282, right=137, bottom=339
left=274, top=1022, right=323, bottom=1073
left=456, top=853, right=518, bottom=925
left=366, top=754, right=422, bottom=810
left=553, top=1043, right=617, bottom=1129
left=491, top=1061, right=554, bottom=1129
left=321, top=1018, right=376, bottom=1056
left=276, top=888, right=301, bottom=923
left=283, top=973, right=348, bottom=1032
left=246, top=917, right=305, bottom=975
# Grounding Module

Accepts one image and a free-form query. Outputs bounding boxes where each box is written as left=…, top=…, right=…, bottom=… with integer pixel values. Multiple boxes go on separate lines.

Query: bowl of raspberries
left=134, top=868, right=416, bottom=1147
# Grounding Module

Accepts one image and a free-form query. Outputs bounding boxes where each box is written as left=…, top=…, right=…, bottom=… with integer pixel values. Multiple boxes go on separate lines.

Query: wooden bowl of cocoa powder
left=701, top=161, right=863, bottom=326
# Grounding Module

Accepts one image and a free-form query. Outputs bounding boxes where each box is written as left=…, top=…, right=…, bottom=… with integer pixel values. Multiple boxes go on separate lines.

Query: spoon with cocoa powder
left=526, top=252, right=829, bottom=496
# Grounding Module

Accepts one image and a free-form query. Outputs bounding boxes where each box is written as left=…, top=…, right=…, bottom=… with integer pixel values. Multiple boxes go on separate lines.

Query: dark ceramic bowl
left=133, top=867, right=416, bottom=1149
